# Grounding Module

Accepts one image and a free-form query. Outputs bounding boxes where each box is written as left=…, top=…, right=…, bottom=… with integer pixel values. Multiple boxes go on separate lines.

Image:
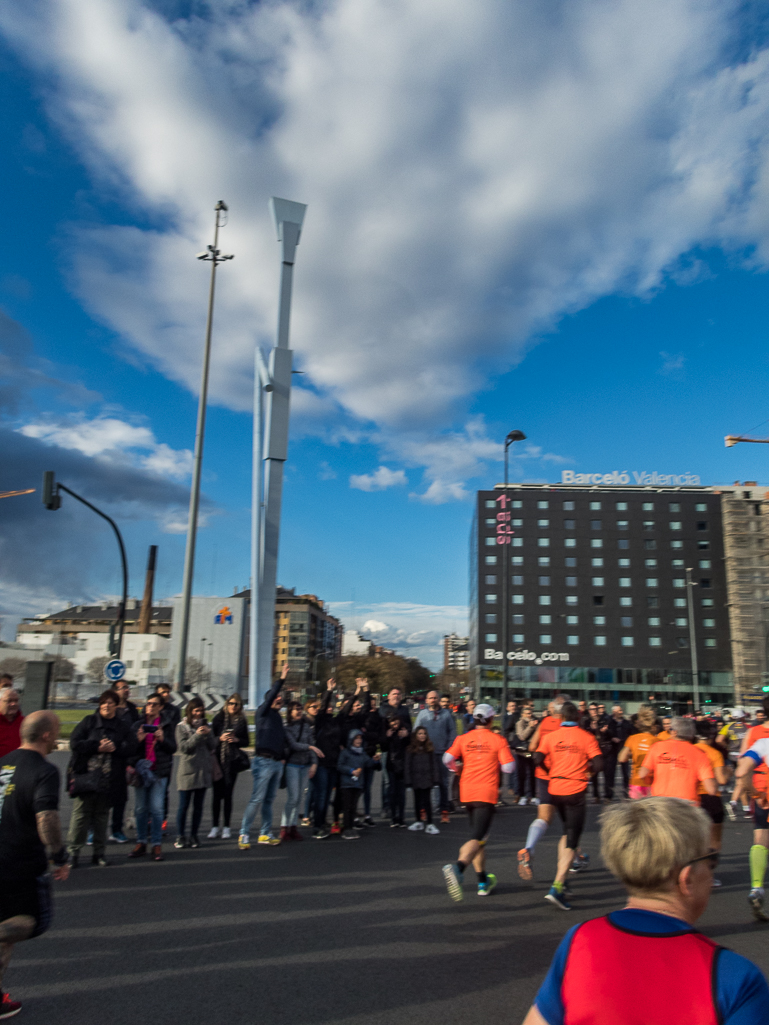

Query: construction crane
left=725, top=436, right=769, bottom=447
left=0, top=489, right=34, bottom=499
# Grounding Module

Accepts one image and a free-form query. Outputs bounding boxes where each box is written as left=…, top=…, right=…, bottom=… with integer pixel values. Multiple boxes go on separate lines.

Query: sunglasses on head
left=685, top=849, right=719, bottom=871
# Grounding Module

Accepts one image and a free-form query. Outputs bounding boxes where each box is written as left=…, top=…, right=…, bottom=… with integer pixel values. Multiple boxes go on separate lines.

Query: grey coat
left=175, top=721, right=217, bottom=791
left=414, top=707, right=456, bottom=753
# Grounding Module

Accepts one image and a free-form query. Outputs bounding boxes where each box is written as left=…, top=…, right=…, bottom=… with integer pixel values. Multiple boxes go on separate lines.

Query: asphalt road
left=8, top=754, right=769, bottom=1025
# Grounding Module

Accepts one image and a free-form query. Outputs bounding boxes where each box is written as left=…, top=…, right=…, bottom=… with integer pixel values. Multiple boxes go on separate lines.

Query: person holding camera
left=128, top=694, right=177, bottom=861
left=174, top=697, right=217, bottom=849
left=514, top=703, right=538, bottom=806
left=208, top=694, right=250, bottom=840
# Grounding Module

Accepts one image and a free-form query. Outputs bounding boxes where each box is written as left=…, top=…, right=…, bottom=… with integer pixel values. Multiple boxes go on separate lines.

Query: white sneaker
left=519, top=797, right=528, bottom=807
left=221, top=827, right=231, bottom=839
left=531, top=797, right=540, bottom=805
left=425, top=823, right=440, bottom=835
left=207, top=827, right=220, bottom=839
left=408, top=821, right=425, bottom=831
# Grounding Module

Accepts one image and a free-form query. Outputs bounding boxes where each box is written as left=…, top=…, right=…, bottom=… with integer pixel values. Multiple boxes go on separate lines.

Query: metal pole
left=174, top=202, right=232, bottom=692
left=686, top=566, right=700, bottom=710
left=502, top=443, right=509, bottom=715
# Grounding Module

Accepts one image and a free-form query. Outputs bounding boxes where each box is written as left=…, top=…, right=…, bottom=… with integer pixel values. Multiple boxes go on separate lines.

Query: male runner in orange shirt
left=639, top=717, right=716, bottom=803
left=535, top=701, right=602, bottom=910
left=441, top=704, right=513, bottom=901
left=518, top=695, right=569, bottom=881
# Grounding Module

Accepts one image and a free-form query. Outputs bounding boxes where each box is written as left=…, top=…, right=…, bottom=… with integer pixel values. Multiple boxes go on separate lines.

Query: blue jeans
left=240, top=756, right=283, bottom=837
left=281, top=764, right=309, bottom=827
left=135, top=777, right=168, bottom=846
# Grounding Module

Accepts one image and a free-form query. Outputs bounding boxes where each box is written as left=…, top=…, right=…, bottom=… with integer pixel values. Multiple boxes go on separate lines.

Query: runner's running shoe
left=544, top=885, right=572, bottom=911
left=442, top=863, right=464, bottom=902
left=569, top=852, right=590, bottom=874
left=749, top=888, right=769, bottom=921
left=0, top=992, right=21, bottom=1019
left=517, top=847, right=533, bottom=881
left=477, top=873, right=497, bottom=897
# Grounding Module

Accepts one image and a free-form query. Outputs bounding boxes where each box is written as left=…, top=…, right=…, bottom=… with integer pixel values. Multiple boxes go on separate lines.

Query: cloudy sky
left=1, top=0, right=769, bottom=668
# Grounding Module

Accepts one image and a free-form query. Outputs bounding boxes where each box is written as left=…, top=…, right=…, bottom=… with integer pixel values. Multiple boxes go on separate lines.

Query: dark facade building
left=470, top=484, right=733, bottom=709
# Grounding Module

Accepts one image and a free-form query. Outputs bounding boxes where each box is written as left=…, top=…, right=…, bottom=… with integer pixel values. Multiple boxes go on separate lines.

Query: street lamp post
left=174, top=202, right=234, bottom=693
left=501, top=430, right=526, bottom=714
left=685, top=566, right=700, bottom=711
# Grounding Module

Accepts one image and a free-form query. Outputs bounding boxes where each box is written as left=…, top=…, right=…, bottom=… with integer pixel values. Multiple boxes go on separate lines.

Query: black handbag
left=233, top=748, right=251, bottom=773
left=66, top=753, right=111, bottom=798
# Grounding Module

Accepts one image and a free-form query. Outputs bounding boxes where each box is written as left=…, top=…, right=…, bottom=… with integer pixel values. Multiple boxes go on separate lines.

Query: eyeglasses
left=227, top=701, right=239, bottom=706
left=685, top=849, right=719, bottom=871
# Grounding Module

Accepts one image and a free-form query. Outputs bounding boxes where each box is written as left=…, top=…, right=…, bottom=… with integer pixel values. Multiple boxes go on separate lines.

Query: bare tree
left=184, top=657, right=210, bottom=691
left=0, top=656, right=27, bottom=680
left=86, top=656, right=111, bottom=683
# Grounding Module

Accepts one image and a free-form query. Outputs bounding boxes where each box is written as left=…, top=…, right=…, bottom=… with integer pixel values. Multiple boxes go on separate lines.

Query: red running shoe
left=0, top=992, right=22, bottom=1019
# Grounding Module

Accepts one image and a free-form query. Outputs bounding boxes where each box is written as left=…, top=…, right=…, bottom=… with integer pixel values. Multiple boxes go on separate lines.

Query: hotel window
left=590, top=501, right=601, bottom=510
left=642, top=502, right=654, bottom=511
left=648, top=617, right=661, bottom=627
left=702, top=598, right=714, bottom=607
left=539, top=595, right=551, bottom=605
left=512, top=556, right=524, bottom=566
left=591, top=520, right=602, bottom=529
left=703, top=618, right=716, bottom=628
left=621, top=636, right=634, bottom=647
left=539, top=634, right=552, bottom=644
left=485, top=500, right=496, bottom=508
left=565, top=538, right=577, bottom=547
left=485, top=537, right=498, bottom=546
left=669, top=502, right=681, bottom=512
left=512, top=594, right=524, bottom=604
left=485, top=594, right=498, bottom=603
left=512, top=518, right=523, bottom=527
left=646, top=578, right=658, bottom=588
left=649, top=637, right=662, bottom=647
left=645, top=559, right=657, bottom=567
left=564, top=519, right=576, bottom=529
left=618, top=558, right=630, bottom=568
left=537, top=519, right=550, bottom=528
left=592, top=576, right=605, bottom=586
left=704, top=638, right=717, bottom=648
left=537, top=500, right=549, bottom=509
left=563, top=501, right=575, bottom=510
left=618, top=539, right=629, bottom=549
left=485, top=518, right=496, bottom=527
left=565, top=595, right=579, bottom=606
left=695, top=503, right=707, bottom=512
left=671, top=540, right=683, bottom=549
left=617, top=520, right=629, bottom=530
left=484, top=634, right=497, bottom=643
left=513, top=614, right=524, bottom=624
left=513, top=633, right=525, bottom=643
left=700, top=578, right=711, bottom=588
left=674, top=598, right=686, bottom=608
left=592, top=558, right=604, bottom=567
left=619, top=577, right=632, bottom=587
left=538, top=576, right=550, bottom=586
left=621, top=616, right=633, bottom=627
left=593, top=596, right=605, bottom=606
left=484, top=575, right=497, bottom=584
left=676, top=637, right=689, bottom=648
left=512, top=537, right=523, bottom=546
left=620, top=597, right=633, bottom=607
left=594, top=636, right=607, bottom=646
left=674, top=617, right=687, bottom=627
left=647, top=597, right=659, bottom=608
left=538, top=557, right=551, bottom=567
left=643, top=521, right=655, bottom=530
left=669, top=521, right=683, bottom=531
left=672, top=559, right=684, bottom=567
left=591, top=539, right=603, bottom=548
left=567, top=635, right=579, bottom=645
left=539, top=614, right=552, bottom=624
left=673, top=578, right=686, bottom=588
left=512, top=500, right=523, bottom=508
left=566, top=615, right=579, bottom=625
left=566, top=576, right=578, bottom=586
left=512, top=575, right=524, bottom=586
left=538, top=538, right=550, bottom=547
left=485, top=556, right=497, bottom=565
left=699, top=560, right=711, bottom=569
left=697, top=521, right=708, bottom=531
left=616, top=502, right=628, bottom=511
left=485, top=614, right=497, bottom=624
left=565, top=557, right=577, bottom=568
left=644, top=540, right=657, bottom=550
left=593, top=615, right=606, bottom=625
left=697, top=540, right=710, bottom=550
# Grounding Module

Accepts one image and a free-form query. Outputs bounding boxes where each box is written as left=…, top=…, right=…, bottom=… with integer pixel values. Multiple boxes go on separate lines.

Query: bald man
left=0, top=711, right=69, bottom=1018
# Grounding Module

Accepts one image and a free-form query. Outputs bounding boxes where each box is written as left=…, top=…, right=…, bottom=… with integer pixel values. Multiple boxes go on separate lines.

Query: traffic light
left=762, top=685, right=769, bottom=694
left=42, top=471, right=60, bottom=510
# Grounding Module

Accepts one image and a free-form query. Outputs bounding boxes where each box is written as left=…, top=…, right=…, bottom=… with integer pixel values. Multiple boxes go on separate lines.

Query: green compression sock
left=749, top=845, right=768, bottom=890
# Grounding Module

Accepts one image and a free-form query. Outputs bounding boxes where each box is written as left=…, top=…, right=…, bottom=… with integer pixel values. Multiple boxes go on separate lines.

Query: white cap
left=473, top=703, right=495, bottom=723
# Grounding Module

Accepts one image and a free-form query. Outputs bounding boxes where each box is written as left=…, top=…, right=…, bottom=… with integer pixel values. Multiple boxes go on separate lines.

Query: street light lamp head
left=269, top=197, right=307, bottom=241
left=506, top=430, right=526, bottom=446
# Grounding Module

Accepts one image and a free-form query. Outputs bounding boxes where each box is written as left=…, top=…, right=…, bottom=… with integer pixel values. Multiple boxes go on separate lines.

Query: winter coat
left=378, top=701, right=412, bottom=736
left=127, top=716, right=177, bottom=778
left=175, top=720, right=217, bottom=790
left=284, top=717, right=316, bottom=766
left=69, top=712, right=132, bottom=803
left=314, top=690, right=343, bottom=767
left=383, top=724, right=410, bottom=778
left=338, top=693, right=381, bottom=756
left=254, top=676, right=286, bottom=758
left=211, top=710, right=250, bottom=783
left=414, top=707, right=456, bottom=753
left=336, top=729, right=379, bottom=788
left=515, top=717, right=538, bottom=751
left=404, top=748, right=440, bottom=790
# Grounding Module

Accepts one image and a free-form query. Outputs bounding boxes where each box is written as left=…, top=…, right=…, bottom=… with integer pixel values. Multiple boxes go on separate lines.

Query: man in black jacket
left=606, top=704, right=634, bottom=800
left=238, top=663, right=290, bottom=849
left=379, top=687, right=411, bottom=816
left=110, top=681, right=140, bottom=843
left=311, top=680, right=343, bottom=837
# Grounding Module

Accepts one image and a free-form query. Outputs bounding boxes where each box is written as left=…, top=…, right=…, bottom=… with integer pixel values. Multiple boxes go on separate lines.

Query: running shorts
left=551, top=791, right=587, bottom=849
left=535, top=778, right=554, bottom=805
left=0, top=873, right=53, bottom=938
left=699, top=794, right=724, bottom=825
left=628, top=785, right=651, bottom=800
left=754, top=800, right=769, bottom=830
left=465, top=801, right=495, bottom=842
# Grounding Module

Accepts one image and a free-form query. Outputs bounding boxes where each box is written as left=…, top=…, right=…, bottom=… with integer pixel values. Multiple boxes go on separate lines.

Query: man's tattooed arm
left=35, top=810, right=64, bottom=858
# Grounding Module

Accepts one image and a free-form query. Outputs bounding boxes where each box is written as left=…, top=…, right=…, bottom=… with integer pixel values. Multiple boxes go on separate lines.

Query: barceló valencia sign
left=560, top=470, right=701, bottom=486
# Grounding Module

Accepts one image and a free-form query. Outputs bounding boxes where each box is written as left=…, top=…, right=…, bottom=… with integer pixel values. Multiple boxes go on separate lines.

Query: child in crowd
left=405, top=726, right=440, bottom=834
left=336, top=729, right=380, bottom=839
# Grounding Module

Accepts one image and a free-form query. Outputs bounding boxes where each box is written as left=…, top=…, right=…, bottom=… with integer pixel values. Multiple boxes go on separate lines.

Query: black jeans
left=212, top=776, right=237, bottom=828
left=341, top=788, right=360, bottom=830
left=413, top=788, right=432, bottom=824
left=389, top=774, right=406, bottom=824
left=176, top=788, right=206, bottom=838
left=515, top=753, right=535, bottom=798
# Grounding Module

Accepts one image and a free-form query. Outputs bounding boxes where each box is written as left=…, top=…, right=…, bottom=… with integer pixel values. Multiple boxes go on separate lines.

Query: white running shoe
left=425, top=823, right=440, bottom=835
left=531, top=797, right=540, bottom=805
left=408, top=821, right=425, bottom=831
left=518, top=797, right=528, bottom=807
left=207, top=827, right=220, bottom=839
left=221, top=827, right=231, bottom=839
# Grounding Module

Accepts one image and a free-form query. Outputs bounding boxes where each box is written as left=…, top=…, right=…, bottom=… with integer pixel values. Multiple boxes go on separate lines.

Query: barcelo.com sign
left=484, top=648, right=570, bottom=665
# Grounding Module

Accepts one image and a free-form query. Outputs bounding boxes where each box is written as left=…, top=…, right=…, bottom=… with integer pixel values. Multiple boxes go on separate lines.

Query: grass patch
left=52, top=708, right=93, bottom=738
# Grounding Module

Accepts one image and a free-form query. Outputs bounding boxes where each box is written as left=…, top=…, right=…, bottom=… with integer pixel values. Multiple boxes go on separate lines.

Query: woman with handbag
left=128, top=693, right=177, bottom=861
left=208, top=693, right=250, bottom=840
left=514, top=704, right=538, bottom=806
left=280, top=701, right=324, bottom=841
left=66, top=689, right=131, bottom=867
left=174, top=697, right=217, bottom=849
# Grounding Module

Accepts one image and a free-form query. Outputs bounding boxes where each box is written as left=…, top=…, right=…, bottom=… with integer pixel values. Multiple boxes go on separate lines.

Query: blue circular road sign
left=104, top=659, right=126, bottom=682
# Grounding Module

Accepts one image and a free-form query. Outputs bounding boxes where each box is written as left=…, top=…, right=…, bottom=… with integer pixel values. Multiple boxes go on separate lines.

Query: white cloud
left=3, top=0, right=769, bottom=484
left=349, top=465, right=407, bottom=492
left=330, top=600, right=468, bottom=670
left=18, top=416, right=193, bottom=481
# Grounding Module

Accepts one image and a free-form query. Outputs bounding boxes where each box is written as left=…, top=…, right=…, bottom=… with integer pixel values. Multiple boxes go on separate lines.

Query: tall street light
left=174, top=201, right=234, bottom=692
left=249, top=197, right=307, bottom=708
left=685, top=566, right=700, bottom=711
left=501, top=430, right=526, bottom=713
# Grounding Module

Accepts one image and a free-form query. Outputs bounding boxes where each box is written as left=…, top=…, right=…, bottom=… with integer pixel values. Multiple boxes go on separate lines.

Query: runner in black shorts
left=0, top=711, right=70, bottom=1018
left=465, top=801, right=496, bottom=842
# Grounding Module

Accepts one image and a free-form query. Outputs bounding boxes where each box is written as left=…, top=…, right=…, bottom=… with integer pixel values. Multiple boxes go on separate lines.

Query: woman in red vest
left=522, top=796, right=768, bottom=1025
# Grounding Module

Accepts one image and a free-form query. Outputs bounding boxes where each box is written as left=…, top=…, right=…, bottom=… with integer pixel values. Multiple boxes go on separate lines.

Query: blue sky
left=2, top=0, right=769, bottom=669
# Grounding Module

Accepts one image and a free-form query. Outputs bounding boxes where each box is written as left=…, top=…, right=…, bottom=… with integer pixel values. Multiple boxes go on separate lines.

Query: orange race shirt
left=534, top=715, right=564, bottom=780
left=695, top=741, right=725, bottom=797
left=623, top=732, right=658, bottom=786
left=656, top=731, right=672, bottom=742
left=641, top=739, right=714, bottom=803
left=445, top=729, right=513, bottom=805
left=744, top=725, right=769, bottom=792
left=538, top=725, right=601, bottom=796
